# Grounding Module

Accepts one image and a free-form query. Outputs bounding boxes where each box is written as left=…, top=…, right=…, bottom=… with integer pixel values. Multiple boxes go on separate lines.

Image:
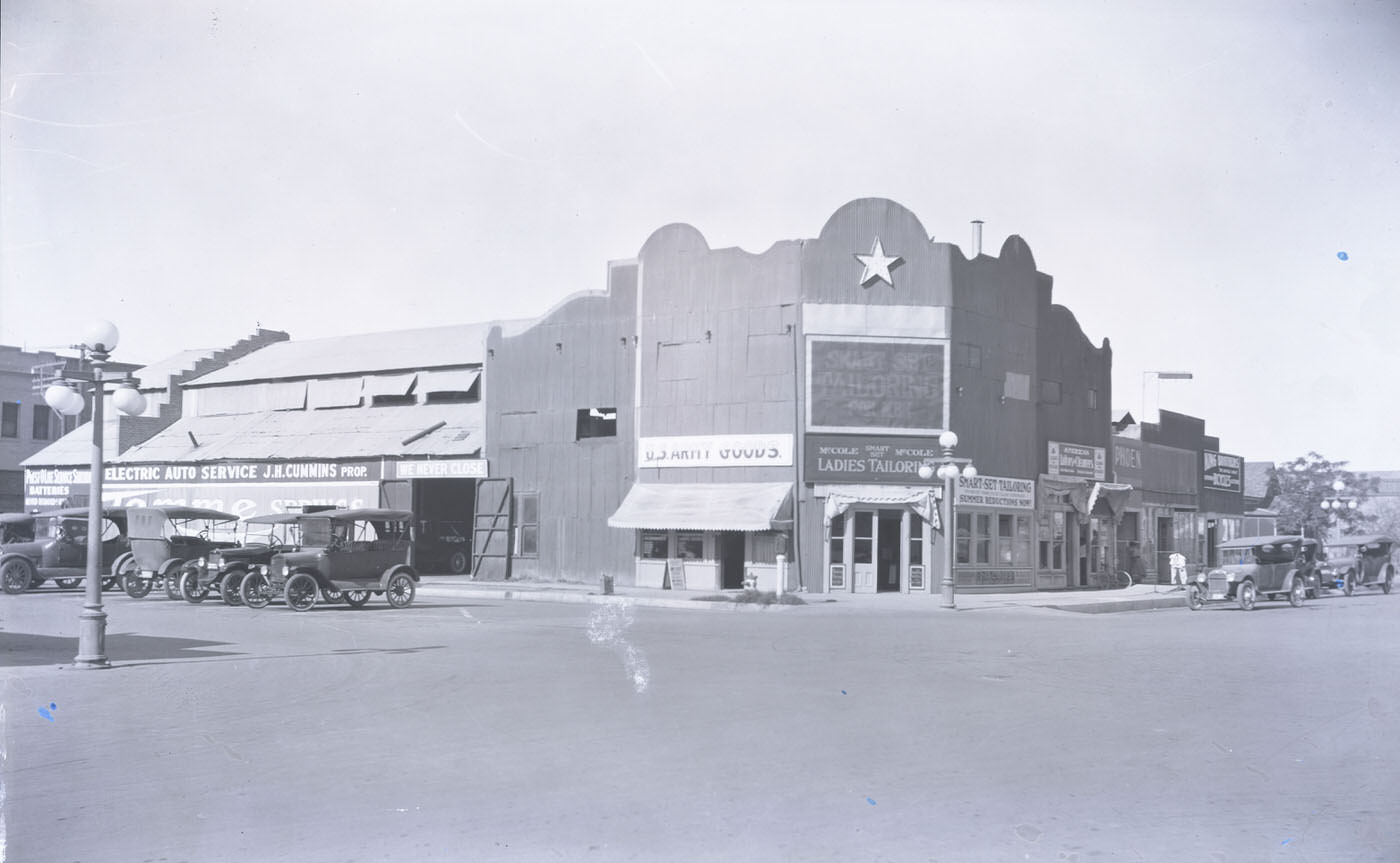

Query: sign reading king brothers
left=1202, top=450, right=1243, bottom=493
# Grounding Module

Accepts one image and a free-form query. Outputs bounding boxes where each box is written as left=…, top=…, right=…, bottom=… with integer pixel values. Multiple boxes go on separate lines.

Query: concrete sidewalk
left=415, top=575, right=1188, bottom=614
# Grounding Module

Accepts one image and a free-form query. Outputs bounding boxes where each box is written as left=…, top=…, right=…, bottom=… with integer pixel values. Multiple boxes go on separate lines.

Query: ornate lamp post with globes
left=917, top=430, right=976, bottom=609
left=1319, top=479, right=1357, bottom=544
left=43, top=321, right=147, bottom=669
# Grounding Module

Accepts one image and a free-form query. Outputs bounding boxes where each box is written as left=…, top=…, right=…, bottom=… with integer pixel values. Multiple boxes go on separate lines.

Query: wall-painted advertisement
left=638, top=434, right=794, bottom=469
left=807, top=336, right=948, bottom=434
left=805, top=435, right=943, bottom=484
left=1202, top=451, right=1243, bottom=493
left=1047, top=441, right=1105, bottom=480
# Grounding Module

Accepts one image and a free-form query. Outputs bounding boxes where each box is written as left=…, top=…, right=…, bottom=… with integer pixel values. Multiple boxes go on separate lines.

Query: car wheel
left=1343, top=572, right=1354, bottom=597
left=1237, top=580, right=1256, bottom=611
left=1, top=558, right=35, bottom=595
left=321, top=587, right=343, bottom=603
left=1289, top=578, right=1305, bottom=608
left=179, top=565, right=207, bottom=604
left=448, top=550, right=469, bottom=574
left=123, top=570, right=153, bottom=598
left=1383, top=567, right=1393, bottom=595
left=385, top=572, right=416, bottom=609
left=54, top=577, right=81, bottom=590
left=163, top=567, right=183, bottom=600
left=344, top=589, right=371, bottom=608
left=284, top=572, right=318, bottom=612
left=1187, top=583, right=1204, bottom=611
left=220, top=569, right=246, bottom=606
left=240, top=572, right=271, bottom=609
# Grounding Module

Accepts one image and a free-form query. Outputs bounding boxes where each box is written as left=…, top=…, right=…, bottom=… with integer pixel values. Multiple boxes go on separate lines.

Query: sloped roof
left=107, top=403, right=483, bottom=463
left=134, top=348, right=220, bottom=391
left=184, top=324, right=498, bottom=387
left=20, top=410, right=122, bottom=467
left=1244, top=462, right=1275, bottom=500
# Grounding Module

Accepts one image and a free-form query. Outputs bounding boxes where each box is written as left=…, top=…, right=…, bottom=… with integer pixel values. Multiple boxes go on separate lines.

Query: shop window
left=853, top=512, right=873, bottom=565
left=1013, top=515, right=1031, bottom=566
left=955, top=512, right=972, bottom=565
left=750, top=533, right=777, bottom=564
left=998, top=514, right=1015, bottom=564
left=1039, top=511, right=1066, bottom=570
left=1, top=402, right=17, bottom=438
left=31, top=404, right=55, bottom=440
left=576, top=407, right=617, bottom=440
left=974, top=513, right=992, bottom=564
left=955, top=342, right=982, bottom=369
left=907, top=514, right=924, bottom=569
left=676, top=532, right=704, bottom=560
left=828, top=513, right=846, bottom=564
left=515, top=493, right=539, bottom=558
left=1039, top=380, right=1062, bottom=405
left=640, top=530, right=668, bottom=560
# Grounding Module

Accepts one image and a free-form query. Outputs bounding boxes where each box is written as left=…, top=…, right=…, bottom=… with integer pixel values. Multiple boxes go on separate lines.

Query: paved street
left=2, top=585, right=1398, bottom=862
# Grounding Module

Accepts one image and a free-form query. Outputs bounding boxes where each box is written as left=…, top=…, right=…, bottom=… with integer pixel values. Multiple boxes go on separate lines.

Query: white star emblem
left=854, top=237, right=903, bottom=288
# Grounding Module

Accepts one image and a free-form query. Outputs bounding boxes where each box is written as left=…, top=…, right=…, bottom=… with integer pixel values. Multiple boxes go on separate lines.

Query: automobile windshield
left=1326, top=545, right=1357, bottom=561
left=299, top=518, right=339, bottom=548
left=1220, top=548, right=1255, bottom=566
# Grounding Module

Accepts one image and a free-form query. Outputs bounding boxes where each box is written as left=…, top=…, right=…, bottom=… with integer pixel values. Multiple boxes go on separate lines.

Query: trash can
left=601, top=574, right=614, bottom=595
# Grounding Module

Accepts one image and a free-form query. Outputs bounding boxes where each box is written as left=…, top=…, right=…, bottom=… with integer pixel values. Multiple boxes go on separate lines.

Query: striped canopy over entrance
left=608, top=482, right=793, bottom=531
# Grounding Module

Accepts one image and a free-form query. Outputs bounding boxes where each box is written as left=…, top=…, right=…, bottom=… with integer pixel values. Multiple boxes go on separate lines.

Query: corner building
left=491, top=198, right=1113, bottom=593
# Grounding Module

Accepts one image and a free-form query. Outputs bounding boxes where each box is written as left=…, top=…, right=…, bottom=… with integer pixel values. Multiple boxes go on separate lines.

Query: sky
left=2, top=1, right=1397, bottom=469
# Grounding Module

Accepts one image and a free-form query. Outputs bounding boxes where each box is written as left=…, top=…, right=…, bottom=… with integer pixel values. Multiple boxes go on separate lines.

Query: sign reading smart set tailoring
left=807, top=337, right=947, bottom=434
left=955, top=475, right=1036, bottom=509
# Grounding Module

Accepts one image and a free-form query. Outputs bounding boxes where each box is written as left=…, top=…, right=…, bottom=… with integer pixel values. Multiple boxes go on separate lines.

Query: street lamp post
left=917, top=430, right=976, bottom=609
left=1140, top=370, right=1193, bottom=424
left=1319, top=479, right=1357, bottom=544
left=43, top=321, right=146, bottom=670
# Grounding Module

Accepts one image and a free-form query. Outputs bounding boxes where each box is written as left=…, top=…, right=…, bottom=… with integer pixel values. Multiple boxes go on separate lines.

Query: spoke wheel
left=1343, top=573, right=1354, bottom=597
left=220, top=569, right=246, bottom=606
left=179, top=565, right=207, bottom=604
left=448, top=551, right=469, bottom=574
left=240, top=572, right=272, bottom=609
left=123, top=570, right=153, bottom=598
left=1237, top=580, right=1256, bottom=611
left=163, top=568, right=183, bottom=600
left=385, top=572, right=416, bottom=609
left=1288, top=578, right=1305, bottom=608
left=1, top=558, right=35, bottom=595
left=54, top=577, right=82, bottom=590
left=321, top=587, right=343, bottom=603
left=343, top=590, right=371, bottom=608
left=1383, top=568, right=1393, bottom=595
left=1187, top=584, right=1204, bottom=611
left=284, top=572, right=318, bottom=612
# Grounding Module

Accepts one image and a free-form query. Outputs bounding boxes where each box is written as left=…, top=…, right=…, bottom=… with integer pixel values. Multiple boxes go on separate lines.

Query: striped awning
left=608, top=482, right=792, bottom=531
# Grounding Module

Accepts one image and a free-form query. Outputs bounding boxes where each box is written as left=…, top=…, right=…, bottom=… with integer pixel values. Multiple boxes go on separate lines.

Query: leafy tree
left=1271, top=452, right=1378, bottom=540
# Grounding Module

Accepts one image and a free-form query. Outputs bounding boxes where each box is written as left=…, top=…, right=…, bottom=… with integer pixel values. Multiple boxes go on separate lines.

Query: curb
left=416, top=586, right=800, bottom=612
left=1044, top=596, right=1186, bottom=614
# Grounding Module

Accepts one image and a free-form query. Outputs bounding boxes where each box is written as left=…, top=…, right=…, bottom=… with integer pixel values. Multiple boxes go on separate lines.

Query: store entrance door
left=851, top=508, right=904, bottom=594
left=877, top=510, right=902, bottom=592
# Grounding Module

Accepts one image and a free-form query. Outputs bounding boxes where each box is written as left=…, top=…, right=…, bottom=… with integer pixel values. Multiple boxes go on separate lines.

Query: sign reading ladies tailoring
left=1047, top=441, right=1105, bottom=480
left=805, top=435, right=944, bottom=484
left=639, top=434, right=793, bottom=469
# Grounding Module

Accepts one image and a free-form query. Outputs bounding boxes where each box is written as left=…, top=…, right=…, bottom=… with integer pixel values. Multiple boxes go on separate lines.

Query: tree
left=1270, top=452, right=1379, bottom=540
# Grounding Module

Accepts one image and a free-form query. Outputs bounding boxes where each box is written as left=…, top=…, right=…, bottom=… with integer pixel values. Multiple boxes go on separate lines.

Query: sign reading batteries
left=1202, top=451, right=1243, bottom=493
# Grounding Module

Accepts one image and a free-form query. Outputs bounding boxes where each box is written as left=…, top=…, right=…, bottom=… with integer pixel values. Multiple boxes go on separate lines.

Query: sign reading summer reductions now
left=955, top=475, right=1036, bottom=509
left=807, top=337, right=947, bottom=434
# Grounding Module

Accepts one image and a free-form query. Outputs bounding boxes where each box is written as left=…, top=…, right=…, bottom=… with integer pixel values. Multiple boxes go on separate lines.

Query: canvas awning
left=820, top=484, right=942, bottom=532
left=608, top=482, right=792, bottom=531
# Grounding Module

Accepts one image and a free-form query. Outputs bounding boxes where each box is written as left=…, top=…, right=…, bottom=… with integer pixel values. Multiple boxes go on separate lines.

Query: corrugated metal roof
left=183, top=324, right=497, bottom=387
left=106, top=403, right=483, bottom=463
left=20, top=412, right=122, bottom=467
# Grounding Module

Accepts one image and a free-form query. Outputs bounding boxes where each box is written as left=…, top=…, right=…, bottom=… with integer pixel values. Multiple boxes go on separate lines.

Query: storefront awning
left=820, top=484, right=941, bottom=531
left=608, top=482, right=793, bottom=531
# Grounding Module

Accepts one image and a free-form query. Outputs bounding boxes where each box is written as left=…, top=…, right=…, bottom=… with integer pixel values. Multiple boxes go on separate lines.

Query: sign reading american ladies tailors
left=639, top=434, right=793, bottom=468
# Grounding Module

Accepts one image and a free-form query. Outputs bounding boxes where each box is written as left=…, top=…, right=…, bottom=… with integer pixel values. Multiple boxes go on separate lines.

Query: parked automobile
left=1, top=512, right=37, bottom=544
left=1188, top=535, right=1318, bottom=611
left=240, top=508, right=418, bottom=611
left=177, top=513, right=311, bottom=605
left=1, top=507, right=129, bottom=594
left=121, top=506, right=240, bottom=599
left=1319, top=535, right=1395, bottom=596
left=416, top=519, right=471, bottom=574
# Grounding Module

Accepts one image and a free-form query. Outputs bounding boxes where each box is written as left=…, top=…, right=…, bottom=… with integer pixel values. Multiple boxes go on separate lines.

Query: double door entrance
left=849, top=508, right=921, bottom=594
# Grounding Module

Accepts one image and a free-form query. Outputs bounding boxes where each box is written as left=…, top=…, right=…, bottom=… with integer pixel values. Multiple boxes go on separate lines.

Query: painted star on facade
left=854, top=237, right=903, bottom=288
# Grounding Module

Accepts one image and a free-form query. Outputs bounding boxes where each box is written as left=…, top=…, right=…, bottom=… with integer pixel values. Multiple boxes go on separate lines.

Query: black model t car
left=1188, top=535, right=1319, bottom=611
left=0, top=507, right=129, bottom=594
left=240, top=508, right=418, bottom=611
left=177, top=512, right=311, bottom=605
left=1319, top=535, right=1395, bottom=596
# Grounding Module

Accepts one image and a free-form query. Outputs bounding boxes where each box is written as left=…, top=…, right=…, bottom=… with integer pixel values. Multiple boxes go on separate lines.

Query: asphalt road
left=2, top=585, right=1397, bottom=862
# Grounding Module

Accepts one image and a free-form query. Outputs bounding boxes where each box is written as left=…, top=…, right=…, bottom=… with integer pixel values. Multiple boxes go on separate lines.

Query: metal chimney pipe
left=971, top=220, right=984, bottom=257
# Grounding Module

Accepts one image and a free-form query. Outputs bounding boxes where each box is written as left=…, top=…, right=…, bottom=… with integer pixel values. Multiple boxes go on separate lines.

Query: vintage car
left=177, top=513, right=312, bottom=605
left=0, top=507, right=129, bottom=594
left=415, top=519, right=471, bottom=574
left=120, top=506, right=240, bottom=599
left=1, top=512, right=37, bottom=544
left=1188, top=535, right=1319, bottom=611
left=1319, top=535, right=1395, bottom=596
left=240, top=508, right=418, bottom=611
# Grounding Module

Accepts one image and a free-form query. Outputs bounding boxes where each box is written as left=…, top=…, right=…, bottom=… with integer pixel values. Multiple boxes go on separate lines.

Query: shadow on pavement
left=0, top=631, right=241, bottom=667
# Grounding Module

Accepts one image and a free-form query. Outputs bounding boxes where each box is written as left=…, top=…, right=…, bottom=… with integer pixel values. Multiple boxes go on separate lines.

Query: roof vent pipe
left=971, top=220, right=984, bottom=258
